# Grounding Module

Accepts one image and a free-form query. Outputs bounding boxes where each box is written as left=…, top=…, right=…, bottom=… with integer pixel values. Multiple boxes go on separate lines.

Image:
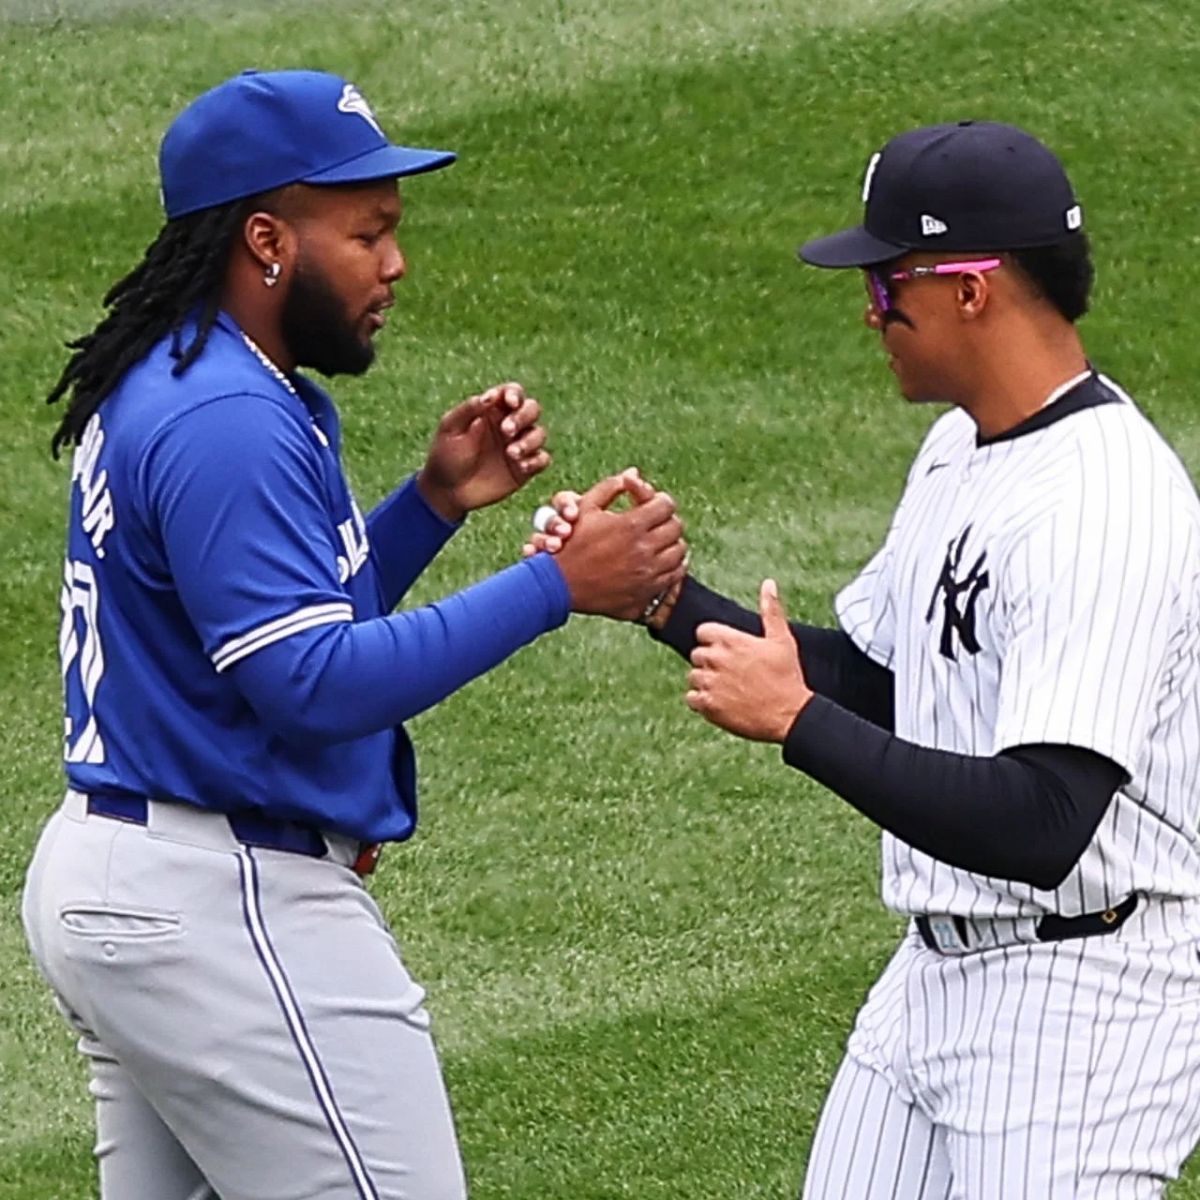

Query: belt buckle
left=353, top=843, right=382, bottom=876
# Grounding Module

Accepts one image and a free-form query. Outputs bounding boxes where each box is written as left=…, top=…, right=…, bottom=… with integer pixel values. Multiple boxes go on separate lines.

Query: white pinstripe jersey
left=836, top=372, right=1200, bottom=918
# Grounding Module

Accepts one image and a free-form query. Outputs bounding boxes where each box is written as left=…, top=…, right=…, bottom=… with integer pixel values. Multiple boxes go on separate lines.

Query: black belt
left=84, top=793, right=381, bottom=875
left=915, top=893, right=1139, bottom=953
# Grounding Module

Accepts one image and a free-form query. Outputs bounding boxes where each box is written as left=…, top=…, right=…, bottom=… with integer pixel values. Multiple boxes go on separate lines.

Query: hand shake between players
left=513, top=465, right=686, bottom=623
left=524, top=471, right=811, bottom=740
left=415, top=381, right=689, bottom=623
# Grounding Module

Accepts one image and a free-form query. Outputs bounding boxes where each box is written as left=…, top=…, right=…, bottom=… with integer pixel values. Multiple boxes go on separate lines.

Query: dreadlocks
left=46, top=199, right=250, bottom=457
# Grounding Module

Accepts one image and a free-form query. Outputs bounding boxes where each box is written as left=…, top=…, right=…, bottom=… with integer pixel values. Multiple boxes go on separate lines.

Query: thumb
left=759, top=578, right=790, bottom=640
left=622, top=467, right=657, bottom=505
left=439, top=394, right=488, bottom=434
left=580, top=469, right=640, bottom=512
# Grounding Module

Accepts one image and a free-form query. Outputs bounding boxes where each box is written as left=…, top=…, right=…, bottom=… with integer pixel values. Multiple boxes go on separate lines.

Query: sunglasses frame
left=865, top=257, right=1004, bottom=313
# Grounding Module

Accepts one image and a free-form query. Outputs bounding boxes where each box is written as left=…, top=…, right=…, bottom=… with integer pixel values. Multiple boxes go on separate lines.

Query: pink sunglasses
left=864, top=258, right=1003, bottom=313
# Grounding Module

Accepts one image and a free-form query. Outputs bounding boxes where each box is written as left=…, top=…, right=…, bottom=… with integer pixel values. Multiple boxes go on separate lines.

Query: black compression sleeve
left=650, top=575, right=762, bottom=653
left=650, top=576, right=895, bottom=729
left=783, top=696, right=1125, bottom=890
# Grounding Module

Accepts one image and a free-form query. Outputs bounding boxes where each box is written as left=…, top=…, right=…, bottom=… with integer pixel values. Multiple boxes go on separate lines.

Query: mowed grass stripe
left=0, top=0, right=1006, bottom=209
left=446, top=972, right=841, bottom=1199
left=4, top=0, right=1200, bottom=1196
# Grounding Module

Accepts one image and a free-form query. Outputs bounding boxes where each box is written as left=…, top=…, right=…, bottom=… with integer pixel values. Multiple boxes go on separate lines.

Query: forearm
left=783, top=697, right=1123, bottom=889
left=366, top=475, right=462, bottom=610
left=653, top=576, right=895, bottom=728
left=233, top=554, right=569, bottom=742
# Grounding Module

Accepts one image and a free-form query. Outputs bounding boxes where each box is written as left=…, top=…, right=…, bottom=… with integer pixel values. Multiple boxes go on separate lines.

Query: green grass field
left=3, top=0, right=1200, bottom=1195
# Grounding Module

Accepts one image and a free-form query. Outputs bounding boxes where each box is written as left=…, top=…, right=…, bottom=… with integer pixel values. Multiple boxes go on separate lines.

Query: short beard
left=280, top=259, right=375, bottom=378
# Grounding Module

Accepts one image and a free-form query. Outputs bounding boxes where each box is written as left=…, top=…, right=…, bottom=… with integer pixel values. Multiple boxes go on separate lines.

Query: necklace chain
left=241, top=333, right=297, bottom=397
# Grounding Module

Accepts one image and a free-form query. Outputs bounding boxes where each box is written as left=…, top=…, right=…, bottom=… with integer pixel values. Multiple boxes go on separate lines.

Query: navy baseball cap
left=799, top=121, right=1083, bottom=268
left=159, top=69, right=456, bottom=220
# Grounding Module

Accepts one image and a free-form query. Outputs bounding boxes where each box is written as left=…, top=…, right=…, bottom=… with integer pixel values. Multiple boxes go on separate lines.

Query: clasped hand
left=418, top=382, right=549, bottom=522
left=526, top=478, right=811, bottom=742
left=522, top=468, right=688, bottom=623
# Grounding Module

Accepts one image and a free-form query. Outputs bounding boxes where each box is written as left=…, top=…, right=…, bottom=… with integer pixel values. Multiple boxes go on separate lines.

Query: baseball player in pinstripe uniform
left=531, top=122, right=1200, bottom=1197
left=21, top=70, right=685, bottom=1200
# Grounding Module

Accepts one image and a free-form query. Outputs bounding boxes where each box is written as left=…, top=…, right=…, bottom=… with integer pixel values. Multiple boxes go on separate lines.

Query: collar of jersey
left=207, top=310, right=334, bottom=426
left=975, top=368, right=1120, bottom=448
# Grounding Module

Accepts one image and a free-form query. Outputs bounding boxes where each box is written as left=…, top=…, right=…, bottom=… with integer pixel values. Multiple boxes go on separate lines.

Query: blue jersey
left=59, top=313, right=570, bottom=841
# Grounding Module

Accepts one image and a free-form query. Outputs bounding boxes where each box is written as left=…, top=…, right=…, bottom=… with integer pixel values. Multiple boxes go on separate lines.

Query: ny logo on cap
left=921, top=214, right=949, bottom=237
left=337, top=84, right=383, bottom=137
left=861, top=151, right=882, bottom=203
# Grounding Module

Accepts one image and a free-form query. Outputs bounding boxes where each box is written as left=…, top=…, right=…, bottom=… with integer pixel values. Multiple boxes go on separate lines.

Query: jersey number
left=59, top=559, right=106, bottom=764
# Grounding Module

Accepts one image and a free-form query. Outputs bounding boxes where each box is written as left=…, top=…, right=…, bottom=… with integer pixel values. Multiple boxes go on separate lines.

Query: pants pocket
left=60, top=905, right=183, bottom=940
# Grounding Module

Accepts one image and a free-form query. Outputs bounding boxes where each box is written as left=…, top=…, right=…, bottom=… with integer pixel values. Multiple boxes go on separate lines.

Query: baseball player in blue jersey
left=21, top=69, right=686, bottom=1200
left=528, top=123, right=1200, bottom=1196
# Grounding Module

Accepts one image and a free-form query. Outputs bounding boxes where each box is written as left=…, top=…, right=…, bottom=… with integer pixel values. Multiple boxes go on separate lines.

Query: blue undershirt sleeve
left=366, top=475, right=462, bottom=610
left=231, top=552, right=569, bottom=742
left=141, top=393, right=571, bottom=747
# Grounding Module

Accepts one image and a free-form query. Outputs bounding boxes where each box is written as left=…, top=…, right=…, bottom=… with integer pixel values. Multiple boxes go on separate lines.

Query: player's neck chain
left=240, top=333, right=298, bottom=398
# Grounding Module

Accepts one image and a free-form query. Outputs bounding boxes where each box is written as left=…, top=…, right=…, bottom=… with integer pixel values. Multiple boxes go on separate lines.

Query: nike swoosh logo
left=926, top=461, right=950, bottom=475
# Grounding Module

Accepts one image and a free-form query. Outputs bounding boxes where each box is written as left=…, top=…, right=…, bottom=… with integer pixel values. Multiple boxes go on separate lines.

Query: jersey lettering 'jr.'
left=836, top=372, right=1200, bottom=918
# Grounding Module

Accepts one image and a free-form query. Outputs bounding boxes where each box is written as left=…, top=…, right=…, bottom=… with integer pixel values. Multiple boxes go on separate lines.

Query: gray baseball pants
left=21, top=791, right=467, bottom=1200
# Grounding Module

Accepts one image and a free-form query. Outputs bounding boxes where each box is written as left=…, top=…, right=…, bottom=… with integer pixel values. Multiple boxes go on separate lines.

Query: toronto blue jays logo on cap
left=337, top=84, right=383, bottom=137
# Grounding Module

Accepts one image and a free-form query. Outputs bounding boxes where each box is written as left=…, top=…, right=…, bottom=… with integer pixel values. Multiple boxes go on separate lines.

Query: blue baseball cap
left=159, top=69, right=456, bottom=219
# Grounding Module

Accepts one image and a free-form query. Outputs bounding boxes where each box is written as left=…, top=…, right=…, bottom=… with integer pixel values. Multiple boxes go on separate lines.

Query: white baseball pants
left=802, top=920, right=1200, bottom=1199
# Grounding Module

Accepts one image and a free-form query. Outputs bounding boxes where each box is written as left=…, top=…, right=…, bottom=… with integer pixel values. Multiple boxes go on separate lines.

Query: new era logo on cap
left=921, top=214, right=948, bottom=237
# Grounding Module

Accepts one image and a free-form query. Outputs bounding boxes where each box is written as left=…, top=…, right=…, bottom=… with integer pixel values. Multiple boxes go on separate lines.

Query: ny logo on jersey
left=926, top=525, right=990, bottom=660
